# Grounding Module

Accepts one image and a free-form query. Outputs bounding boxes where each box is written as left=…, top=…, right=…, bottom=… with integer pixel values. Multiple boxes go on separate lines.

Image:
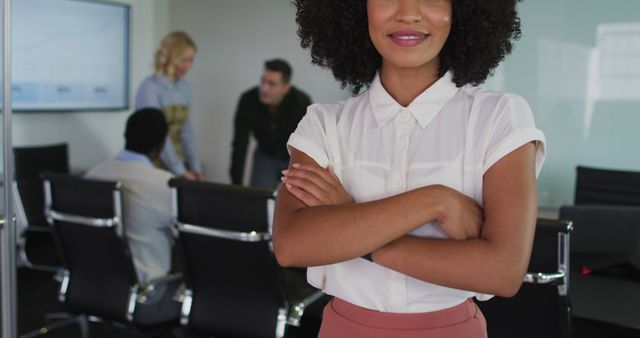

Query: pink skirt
left=318, top=297, right=487, bottom=338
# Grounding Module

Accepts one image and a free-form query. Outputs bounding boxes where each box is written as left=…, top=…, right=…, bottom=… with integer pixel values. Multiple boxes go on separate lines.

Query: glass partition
left=485, top=0, right=640, bottom=208
left=1, top=0, right=17, bottom=337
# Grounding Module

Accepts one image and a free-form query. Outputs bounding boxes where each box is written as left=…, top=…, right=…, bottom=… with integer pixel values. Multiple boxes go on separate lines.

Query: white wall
left=12, top=0, right=171, bottom=172
left=168, top=0, right=351, bottom=183
left=13, top=0, right=350, bottom=181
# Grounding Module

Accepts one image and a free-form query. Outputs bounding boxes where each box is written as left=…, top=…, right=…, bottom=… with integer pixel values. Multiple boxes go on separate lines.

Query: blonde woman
left=135, top=31, right=202, bottom=180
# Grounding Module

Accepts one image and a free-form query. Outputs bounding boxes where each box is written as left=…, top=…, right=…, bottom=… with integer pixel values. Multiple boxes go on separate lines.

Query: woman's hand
left=429, top=185, right=483, bottom=240
left=281, top=163, right=353, bottom=207
left=192, top=171, right=204, bottom=181
left=182, top=170, right=202, bottom=181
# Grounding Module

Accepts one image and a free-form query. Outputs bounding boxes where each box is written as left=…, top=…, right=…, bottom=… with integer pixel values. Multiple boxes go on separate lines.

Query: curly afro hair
left=295, top=0, right=523, bottom=93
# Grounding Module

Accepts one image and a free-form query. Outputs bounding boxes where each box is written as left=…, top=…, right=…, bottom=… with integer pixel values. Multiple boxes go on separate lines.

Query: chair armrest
left=141, top=273, right=182, bottom=288
left=537, top=218, right=573, bottom=234
left=53, top=268, right=71, bottom=302
left=23, top=226, right=53, bottom=233
left=172, top=281, right=189, bottom=302
left=524, top=272, right=565, bottom=284
left=137, top=273, right=183, bottom=304
left=287, top=290, right=325, bottom=327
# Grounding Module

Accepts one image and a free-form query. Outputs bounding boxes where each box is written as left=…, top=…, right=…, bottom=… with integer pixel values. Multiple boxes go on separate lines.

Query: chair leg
left=19, top=315, right=87, bottom=338
left=103, top=320, right=144, bottom=338
left=78, top=315, right=90, bottom=338
left=44, top=312, right=74, bottom=323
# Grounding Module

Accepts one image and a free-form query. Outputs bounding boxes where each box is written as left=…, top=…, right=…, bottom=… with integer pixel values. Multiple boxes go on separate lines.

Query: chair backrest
left=42, top=172, right=139, bottom=323
left=169, top=179, right=286, bottom=338
left=477, top=218, right=573, bottom=338
left=559, top=205, right=640, bottom=255
left=14, top=143, right=70, bottom=228
left=575, top=166, right=640, bottom=206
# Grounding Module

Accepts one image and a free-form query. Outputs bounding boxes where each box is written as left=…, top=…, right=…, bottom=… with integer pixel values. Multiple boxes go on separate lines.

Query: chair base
left=20, top=314, right=89, bottom=338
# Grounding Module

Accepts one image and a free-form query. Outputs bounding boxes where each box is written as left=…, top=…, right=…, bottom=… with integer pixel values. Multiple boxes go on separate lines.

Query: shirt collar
left=115, top=149, right=153, bottom=167
left=368, top=71, right=459, bottom=129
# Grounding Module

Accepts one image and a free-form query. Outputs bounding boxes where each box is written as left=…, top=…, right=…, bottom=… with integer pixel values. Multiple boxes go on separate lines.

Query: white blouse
left=287, top=71, right=546, bottom=313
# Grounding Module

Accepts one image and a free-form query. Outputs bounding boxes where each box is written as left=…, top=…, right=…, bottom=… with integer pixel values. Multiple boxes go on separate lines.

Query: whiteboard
left=11, top=0, right=129, bottom=111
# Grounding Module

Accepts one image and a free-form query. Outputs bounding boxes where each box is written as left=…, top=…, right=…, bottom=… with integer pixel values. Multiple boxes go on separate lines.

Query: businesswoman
left=135, top=31, right=203, bottom=180
left=274, top=0, right=546, bottom=336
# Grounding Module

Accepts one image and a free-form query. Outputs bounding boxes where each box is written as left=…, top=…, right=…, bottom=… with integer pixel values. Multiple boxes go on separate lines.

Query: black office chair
left=20, top=172, right=180, bottom=338
left=13, top=143, right=69, bottom=271
left=169, top=179, right=324, bottom=338
left=575, top=166, right=640, bottom=206
left=559, top=205, right=640, bottom=330
left=476, top=218, right=573, bottom=338
left=560, top=205, right=640, bottom=256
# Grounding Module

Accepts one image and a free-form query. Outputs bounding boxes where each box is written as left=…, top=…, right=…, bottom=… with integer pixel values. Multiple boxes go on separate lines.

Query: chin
left=383, top=52, right=439, bottom=70
left=376, top=42, right=438, bottom=68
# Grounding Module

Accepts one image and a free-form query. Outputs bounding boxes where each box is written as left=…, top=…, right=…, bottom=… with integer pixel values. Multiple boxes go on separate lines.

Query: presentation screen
left=12, top=0, right=130, bottom=111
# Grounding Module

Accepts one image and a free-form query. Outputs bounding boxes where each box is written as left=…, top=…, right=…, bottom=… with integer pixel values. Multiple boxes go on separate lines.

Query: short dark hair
left=294, top=0, right=523, bottom=94
left=125, top=108, right=168, bottom=155
left=265, top=59, right=292, bottom=83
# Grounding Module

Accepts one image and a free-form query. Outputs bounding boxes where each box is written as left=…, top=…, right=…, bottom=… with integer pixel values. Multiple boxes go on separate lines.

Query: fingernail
left=286, top=183, right=292, bottom=189
left=282, top=170, right=288, bottom=175
left=281, top=176, right=287, bottom=182
left=292, top=163, right=300, bottom=168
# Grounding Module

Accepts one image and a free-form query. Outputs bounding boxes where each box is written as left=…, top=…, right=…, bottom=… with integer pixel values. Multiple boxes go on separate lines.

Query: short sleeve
left=287, top=104, right=331, bottom=168
left=483, top=94, right=546, bottom=177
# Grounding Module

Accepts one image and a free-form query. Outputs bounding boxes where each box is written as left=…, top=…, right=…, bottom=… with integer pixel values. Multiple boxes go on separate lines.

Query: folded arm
left=272, top=147, right=482, bottom=267
left=372, top=143, right=538, bottom=297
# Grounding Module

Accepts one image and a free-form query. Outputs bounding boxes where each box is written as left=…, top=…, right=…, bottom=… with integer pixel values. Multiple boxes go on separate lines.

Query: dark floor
left=573, top=318, right=640, bottom=338
left=17, top=267, right=640, bottom=338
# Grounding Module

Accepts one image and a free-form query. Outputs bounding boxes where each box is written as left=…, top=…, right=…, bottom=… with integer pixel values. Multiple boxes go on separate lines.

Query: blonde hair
left=154, top=31, right=197, bottom=80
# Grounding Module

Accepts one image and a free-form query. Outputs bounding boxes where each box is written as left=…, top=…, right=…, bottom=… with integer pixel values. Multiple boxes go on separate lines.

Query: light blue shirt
left=135, top=74, right=202, bottom=176
left=87, top=150, right=175, bottom=284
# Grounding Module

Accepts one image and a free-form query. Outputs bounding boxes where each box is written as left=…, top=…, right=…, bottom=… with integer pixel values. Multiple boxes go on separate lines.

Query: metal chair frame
left=171, top=185, right=324, bottom=338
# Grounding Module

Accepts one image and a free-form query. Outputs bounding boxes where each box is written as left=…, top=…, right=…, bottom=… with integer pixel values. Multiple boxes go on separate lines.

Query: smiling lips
left=389, top=30, right=429, bottom=47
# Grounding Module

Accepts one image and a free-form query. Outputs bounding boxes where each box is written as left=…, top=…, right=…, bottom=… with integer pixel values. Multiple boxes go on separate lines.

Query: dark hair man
left=86, top=108, right=180, bottom=325
left=230, top=59, right=312, bottom=189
